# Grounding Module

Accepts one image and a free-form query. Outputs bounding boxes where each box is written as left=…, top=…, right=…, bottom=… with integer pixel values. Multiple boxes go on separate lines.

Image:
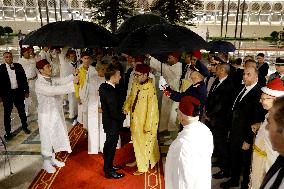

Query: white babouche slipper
left=43, top=160, right=56, bottom=174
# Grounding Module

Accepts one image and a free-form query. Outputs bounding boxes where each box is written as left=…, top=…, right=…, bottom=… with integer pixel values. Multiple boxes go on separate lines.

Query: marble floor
left=0, top=102, right=238, bottom=189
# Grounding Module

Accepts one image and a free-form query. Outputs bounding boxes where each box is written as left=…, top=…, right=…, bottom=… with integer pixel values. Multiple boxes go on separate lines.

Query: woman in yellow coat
left=123, top=63, right=160, bottom=175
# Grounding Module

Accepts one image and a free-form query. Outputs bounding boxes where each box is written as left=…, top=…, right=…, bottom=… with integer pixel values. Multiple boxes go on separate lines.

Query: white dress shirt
left=5, top=63, right=18, bottom=89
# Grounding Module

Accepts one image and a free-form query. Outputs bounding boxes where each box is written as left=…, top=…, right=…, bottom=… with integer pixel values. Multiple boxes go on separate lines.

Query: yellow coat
left=123, top=78, right=160, bottom=172
left=74, top=65, right=88, bottom=98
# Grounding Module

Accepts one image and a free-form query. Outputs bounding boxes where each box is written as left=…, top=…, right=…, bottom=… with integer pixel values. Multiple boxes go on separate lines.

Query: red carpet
left=29, top=125, right=165, bottom=189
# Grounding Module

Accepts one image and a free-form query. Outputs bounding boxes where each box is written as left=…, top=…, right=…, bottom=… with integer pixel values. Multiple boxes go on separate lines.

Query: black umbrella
left=206, top=40, right=236, bottom=53
left=22, top=20, right=117, bottom=48
left=115, top=13, right=169, bottom=40
left=118, top=24, right=208, bottom=56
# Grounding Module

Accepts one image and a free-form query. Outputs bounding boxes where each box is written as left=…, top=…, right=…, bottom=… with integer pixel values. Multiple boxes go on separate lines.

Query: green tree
left=270, top=31, right=279, bottom=41
left=4, top=26, right=13, bottom=34
left=85, top=0, right=135, bottom=32
left=150, top=0, right=201, bottom=25
left=0, top=26, right=4, bottom=36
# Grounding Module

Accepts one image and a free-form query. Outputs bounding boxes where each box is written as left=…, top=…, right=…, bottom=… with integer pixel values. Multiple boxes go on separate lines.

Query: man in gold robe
left=123, top=63, right=160, bottom=175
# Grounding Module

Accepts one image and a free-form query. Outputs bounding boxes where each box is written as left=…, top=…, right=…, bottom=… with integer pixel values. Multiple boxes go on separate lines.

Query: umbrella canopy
left=22, top=20, right=117, bottom=48
left=118, top=24, right=208, bottom=56
left=206, top=40, right=236, bottom=53
left=115, top=13, right=169, bottom=40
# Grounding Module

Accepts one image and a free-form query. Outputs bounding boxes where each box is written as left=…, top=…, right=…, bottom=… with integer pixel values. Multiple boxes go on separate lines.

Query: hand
left=163, top=90, right=171, bottom=97
left=123, top=109, right=128, bottom=115
left=73, top=68, right=79, bottom=76
left=25, top=93, right=29, bottom=98
left=77, top=98, right=82, bottom=105
left=73, top=75, right=80, bottom=84
left=98, top=107, right=102, bottom=113
left=159, top=76, right=168, bottom=90
left=251, top=123, right=261, bottom=134
left=242, top=142, right=250, bottom=150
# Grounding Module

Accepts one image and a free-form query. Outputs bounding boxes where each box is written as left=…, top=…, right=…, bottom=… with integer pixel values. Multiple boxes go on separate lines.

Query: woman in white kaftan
left=249, top=79, right=284, bottom=189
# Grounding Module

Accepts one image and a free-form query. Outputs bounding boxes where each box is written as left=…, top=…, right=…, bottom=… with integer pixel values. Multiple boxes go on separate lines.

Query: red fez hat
left=261, top=78, right=284, bottom=97
left=21, top=47, right=29, bottom=54
left=135, top=64, right=151, bottom=74
left=134, top=56, right=146, bottom=63
left=169, top=52, right=179, bottom=60
left=179, top=96, right=201, bottom=117
left=36, top=59, right=50, bottom=70
left=192, top=50, right=202, bottom=60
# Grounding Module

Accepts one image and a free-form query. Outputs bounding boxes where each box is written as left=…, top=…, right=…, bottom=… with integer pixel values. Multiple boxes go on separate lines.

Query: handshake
left=159, top=76, right=171, bottom=97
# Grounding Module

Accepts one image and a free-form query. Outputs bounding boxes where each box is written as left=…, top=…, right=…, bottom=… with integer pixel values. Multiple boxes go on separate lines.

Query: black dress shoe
left=220, top=179, right=239, bottom=188
left=112, top=165, right=123, bottom=171
left=4, top=133, right=15, bottom=140
left=23, top=127, right=31, bottom=134
left=105, top=171, right=125, bottom=179
left=212, top=171, right=230, bottom=179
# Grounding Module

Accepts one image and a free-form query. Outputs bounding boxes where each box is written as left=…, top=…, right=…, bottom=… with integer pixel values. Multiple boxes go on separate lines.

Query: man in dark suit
left=0, top=52, right=30, bottom=140
left=99, top=64, right=125, bottom=179
left=220, top=66, right=265, bottom=189
left=206, top=63, right=235, bottom=179
left=256, top=53, right=269, bottom=87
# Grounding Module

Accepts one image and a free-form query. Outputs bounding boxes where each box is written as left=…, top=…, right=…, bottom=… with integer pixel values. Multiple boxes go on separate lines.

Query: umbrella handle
left=160, top=62, right=162, bottom=76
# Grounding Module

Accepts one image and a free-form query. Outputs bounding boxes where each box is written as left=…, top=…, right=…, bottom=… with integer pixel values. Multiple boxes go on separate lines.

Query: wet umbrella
left=115, top=13, right=169, bottom=40
left=22, top=20, right=117, bottom=48
left=118, top=24, right=208, bottom=56
left=206, top=40, right=236, bottom=53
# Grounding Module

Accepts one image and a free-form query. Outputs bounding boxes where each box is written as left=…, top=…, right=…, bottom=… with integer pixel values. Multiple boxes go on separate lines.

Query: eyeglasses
left=260, top=97, right=275, bottom=102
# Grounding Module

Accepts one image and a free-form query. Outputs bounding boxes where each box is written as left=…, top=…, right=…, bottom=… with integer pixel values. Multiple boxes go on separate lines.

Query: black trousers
left=2, top=89, right=28, bottom=135
left=212, top=126, right=229, bottom=172
left=229, top=142, right=252, bottom=188
left=103, top=132, right=119, bottom=174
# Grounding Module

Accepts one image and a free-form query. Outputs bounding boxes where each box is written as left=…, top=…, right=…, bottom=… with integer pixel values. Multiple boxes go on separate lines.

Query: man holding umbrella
left=148, top=52, right=182, bottom=143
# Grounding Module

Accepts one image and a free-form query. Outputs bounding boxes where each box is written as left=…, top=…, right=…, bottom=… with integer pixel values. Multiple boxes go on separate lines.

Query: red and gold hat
left=192, top=50, right=202, bottom=60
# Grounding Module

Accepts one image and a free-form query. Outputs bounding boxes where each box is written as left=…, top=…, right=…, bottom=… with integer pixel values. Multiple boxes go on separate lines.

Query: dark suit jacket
left=168, top=80, right=207, bottom=105
left=0, top=63, right=29, bottom=98
left=230, top=84, right=265, bottom=146
left=99, top=82, right=125, bottom=134
left=258, top=62, right=269, bottom=87
left=206, top=76, right=235, bottom=127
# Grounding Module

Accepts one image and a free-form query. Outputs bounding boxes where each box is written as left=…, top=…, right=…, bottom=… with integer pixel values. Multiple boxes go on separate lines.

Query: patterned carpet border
left=28, top=124, right=164, bottom=189
left=28, top=125, right=84, bottom=189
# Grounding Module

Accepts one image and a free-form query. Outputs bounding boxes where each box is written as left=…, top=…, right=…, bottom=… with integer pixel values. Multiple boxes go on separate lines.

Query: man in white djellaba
left=148, top=52, right=182, bottom=144
left=165, top=95, right=213, bottom=189
left=35, top=59, right=78, bottom=174
left=59, top=48, right=79, bottom=126
left=18, top=47, right=37, bottom=116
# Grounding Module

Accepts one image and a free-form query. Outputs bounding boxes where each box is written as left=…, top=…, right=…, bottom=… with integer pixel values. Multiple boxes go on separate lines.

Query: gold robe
left=123, top=78, right=160, bottom=172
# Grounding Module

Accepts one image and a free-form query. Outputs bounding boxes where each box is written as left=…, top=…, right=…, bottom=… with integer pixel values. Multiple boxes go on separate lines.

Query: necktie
left=211, top=78, right=220, bottom=92
left=232, top=87, right=247, bottom=110
left=9, top=64, right=15, bottom=70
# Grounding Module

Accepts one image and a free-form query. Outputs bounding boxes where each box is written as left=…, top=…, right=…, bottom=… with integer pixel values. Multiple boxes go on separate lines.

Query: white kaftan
left=165, top=118, right=214, bottom=189
left=35, top=74, right=75, bottom=157
left=150, top=57, right=182, bottom=132
left=18, top=57, right=37, bottom=115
